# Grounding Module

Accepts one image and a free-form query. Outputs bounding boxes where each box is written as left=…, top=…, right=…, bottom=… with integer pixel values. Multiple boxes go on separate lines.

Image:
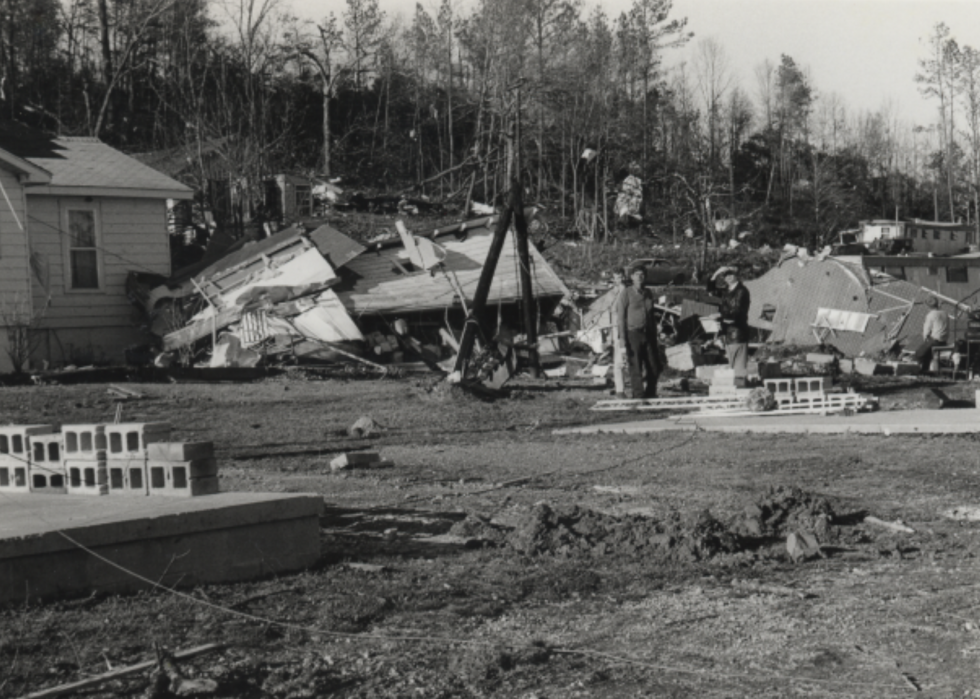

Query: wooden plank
left=18, top=642, right=223, bottom=699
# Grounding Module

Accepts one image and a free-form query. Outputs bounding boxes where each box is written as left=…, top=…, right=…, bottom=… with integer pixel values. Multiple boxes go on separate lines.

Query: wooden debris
left=864, top=516, right=915, bottom=534
left=20, top=643, right=222, bottom=699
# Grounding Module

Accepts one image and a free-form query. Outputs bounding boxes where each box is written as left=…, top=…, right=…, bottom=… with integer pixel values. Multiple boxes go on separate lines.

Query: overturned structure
left=745, top=255, right=969, bottom=357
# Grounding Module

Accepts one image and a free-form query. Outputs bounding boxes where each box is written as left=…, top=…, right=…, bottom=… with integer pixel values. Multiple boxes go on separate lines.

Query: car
left=627, top=258, right=689, bottom=286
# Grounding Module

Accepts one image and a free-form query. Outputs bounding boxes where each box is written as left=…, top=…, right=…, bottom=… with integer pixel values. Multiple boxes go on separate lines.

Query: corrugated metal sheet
left=336, top=223, right=568, bottom=316
left=745, top=257, right=959, bottom=357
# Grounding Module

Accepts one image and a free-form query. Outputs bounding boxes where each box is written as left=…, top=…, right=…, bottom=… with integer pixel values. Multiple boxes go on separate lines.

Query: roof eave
left=0, top=149, right=51, bottom=183
left=25, top=184, right=194, bottom=200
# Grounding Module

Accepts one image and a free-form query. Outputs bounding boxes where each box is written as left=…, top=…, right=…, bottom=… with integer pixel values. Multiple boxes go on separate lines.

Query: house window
left=928, top=266, right=939, bottom=276
left=947, top=266, right=968, bottom=283
left=934, top=230, right=941, bottom=240
left=882, top=227, right=890, bottom=235
left=67, top=209, right=100, bottom=289
left=951, top=232, right=957, bottom=241
left=295, top=185, right=312, bottom=217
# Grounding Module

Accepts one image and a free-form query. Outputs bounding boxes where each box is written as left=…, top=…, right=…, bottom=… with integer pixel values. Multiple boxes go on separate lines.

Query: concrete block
left=148, top=458, right=218, bottom=479
left=28, top=432, right=67, bottom=494
left=65, top=460, right=108, bottom=496
left=330, top=452, right=387, bottom=471
left=708, top=385, right=753, bottom=398
left=147, top=461, right=219, bottom=496
left=764, top=378, right=794, bottom=397
left=62, top=424, right=107, bottom=459
left=105, top=422, right=171, bottom=458
left=0, top=463, right=29, bottom=492
left=0, top=425, right=56, bottom=463
left=147, top=442, right=215, bottom=462
left=794, top=376, right=831, bottom=396
left=107, top=458, right=149, bottom=495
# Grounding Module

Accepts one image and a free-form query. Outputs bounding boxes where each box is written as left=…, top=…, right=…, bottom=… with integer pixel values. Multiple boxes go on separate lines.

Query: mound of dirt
left=730, top=485, right=837, bottom=542
left=448, top=514, right=509, bottom=544
left=506, top=502, right=744, bottom=562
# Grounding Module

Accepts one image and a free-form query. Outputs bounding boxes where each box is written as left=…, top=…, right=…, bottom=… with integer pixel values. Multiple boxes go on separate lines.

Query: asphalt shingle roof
left=0, top=122, right=191, bottom=194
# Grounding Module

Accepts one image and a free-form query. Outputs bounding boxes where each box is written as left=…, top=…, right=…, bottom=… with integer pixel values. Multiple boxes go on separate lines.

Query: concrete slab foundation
left=0, top=492, right=323, bottom=606
left=555, top=408, right=980, bottom=436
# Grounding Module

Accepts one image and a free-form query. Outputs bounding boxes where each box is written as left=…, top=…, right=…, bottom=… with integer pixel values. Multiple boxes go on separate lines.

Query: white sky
left=287, top=0, right=980, bottom=127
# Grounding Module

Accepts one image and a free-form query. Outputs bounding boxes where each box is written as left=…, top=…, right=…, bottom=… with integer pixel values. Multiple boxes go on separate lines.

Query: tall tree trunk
left=322, top=76, right=331, bottom=176
left=97, top=0, right=114, bottom=133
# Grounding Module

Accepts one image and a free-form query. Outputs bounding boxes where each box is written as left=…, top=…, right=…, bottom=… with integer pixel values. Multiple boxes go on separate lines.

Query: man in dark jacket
left=709, top=266, right=751, bottom=379
left=617, top=266, right=660, bottom=398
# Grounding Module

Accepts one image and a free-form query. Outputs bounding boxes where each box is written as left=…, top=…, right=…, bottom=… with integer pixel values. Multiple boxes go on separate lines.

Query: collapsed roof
left=334, top=213, right=568, bottom=316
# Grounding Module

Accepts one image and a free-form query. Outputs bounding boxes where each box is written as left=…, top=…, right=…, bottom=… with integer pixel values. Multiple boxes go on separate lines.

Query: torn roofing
left=307, top=224, right=365, bottom=270
left=745, top=256, right=963, bottom=357
left=0, top=120, right=192, bottom=196
left=335, top=215, right=569, bottom=316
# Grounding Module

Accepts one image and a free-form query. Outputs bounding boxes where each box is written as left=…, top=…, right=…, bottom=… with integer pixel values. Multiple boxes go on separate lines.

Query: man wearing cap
left=915, top=296, right=948, bottom=374
left=708, top=266, right=752, bottom=379
left=617, top=266, right=661, bottom=398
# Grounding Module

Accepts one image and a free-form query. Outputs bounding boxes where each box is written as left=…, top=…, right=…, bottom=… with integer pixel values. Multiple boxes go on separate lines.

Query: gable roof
left=0, top=121, right=192, bottom=199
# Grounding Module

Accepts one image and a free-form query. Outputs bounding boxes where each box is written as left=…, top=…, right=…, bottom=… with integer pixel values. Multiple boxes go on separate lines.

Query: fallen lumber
left=864, top=516, right=915, bottom=534
left=19, top=643, right=223, bottom=699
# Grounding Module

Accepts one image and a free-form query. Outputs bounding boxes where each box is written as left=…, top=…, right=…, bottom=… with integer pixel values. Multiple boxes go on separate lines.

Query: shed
left=0, top=121, right=192, bottom=372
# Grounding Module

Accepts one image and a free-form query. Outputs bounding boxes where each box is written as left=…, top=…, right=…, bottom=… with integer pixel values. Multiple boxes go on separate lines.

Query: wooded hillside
left=3, top=0, right=978, bottom=246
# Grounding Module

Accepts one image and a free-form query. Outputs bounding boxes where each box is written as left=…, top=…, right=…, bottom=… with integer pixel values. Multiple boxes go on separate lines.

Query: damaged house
left=0, top=122, right=192, bottom=373
left=144, top=210, right=569, bottom=368
left=745, top=254, right=971, bottom=358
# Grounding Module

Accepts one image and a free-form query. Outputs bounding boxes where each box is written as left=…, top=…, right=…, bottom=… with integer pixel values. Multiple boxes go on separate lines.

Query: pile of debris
left=129, top=212, right=570, bottom=376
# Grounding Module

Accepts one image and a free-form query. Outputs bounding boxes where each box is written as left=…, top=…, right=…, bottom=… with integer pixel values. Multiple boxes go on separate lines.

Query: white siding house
left=0, top=123, right=192, bottom=372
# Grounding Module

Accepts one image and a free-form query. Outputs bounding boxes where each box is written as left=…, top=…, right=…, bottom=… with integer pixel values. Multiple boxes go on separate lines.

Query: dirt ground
left=4, top=370, right=980, bottom=698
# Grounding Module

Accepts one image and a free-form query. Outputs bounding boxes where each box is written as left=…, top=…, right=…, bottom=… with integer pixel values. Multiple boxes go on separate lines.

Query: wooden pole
left=451, top=186, right=518, bottom=378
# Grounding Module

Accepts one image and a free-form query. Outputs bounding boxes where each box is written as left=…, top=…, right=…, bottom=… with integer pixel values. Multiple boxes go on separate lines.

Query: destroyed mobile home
left=130, top=211, right=569, bottom=373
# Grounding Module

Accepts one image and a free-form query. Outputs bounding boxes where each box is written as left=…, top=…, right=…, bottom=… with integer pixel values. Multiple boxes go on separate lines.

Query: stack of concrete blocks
left=104, top=422, right=171, bottom=495
left=763, top=377, right=831, bottom=408
left=28, top=431, right=66, bottom=494
left=62, top=423, right=109, bottom=495
left=0, top=425, right=56, bottom=494
left=764, top=378, right=796, bottom=407
left=146, top=440, right=220, bottom=496
left=793, top=377, right=832, bottom=405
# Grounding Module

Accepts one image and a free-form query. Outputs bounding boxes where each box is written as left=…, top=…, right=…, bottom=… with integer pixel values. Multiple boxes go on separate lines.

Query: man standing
left=617, top=266, right=660, bottom=399
left=915, top=296, right=949, bottom=374
left=709, top=266, right=751, bottom=380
